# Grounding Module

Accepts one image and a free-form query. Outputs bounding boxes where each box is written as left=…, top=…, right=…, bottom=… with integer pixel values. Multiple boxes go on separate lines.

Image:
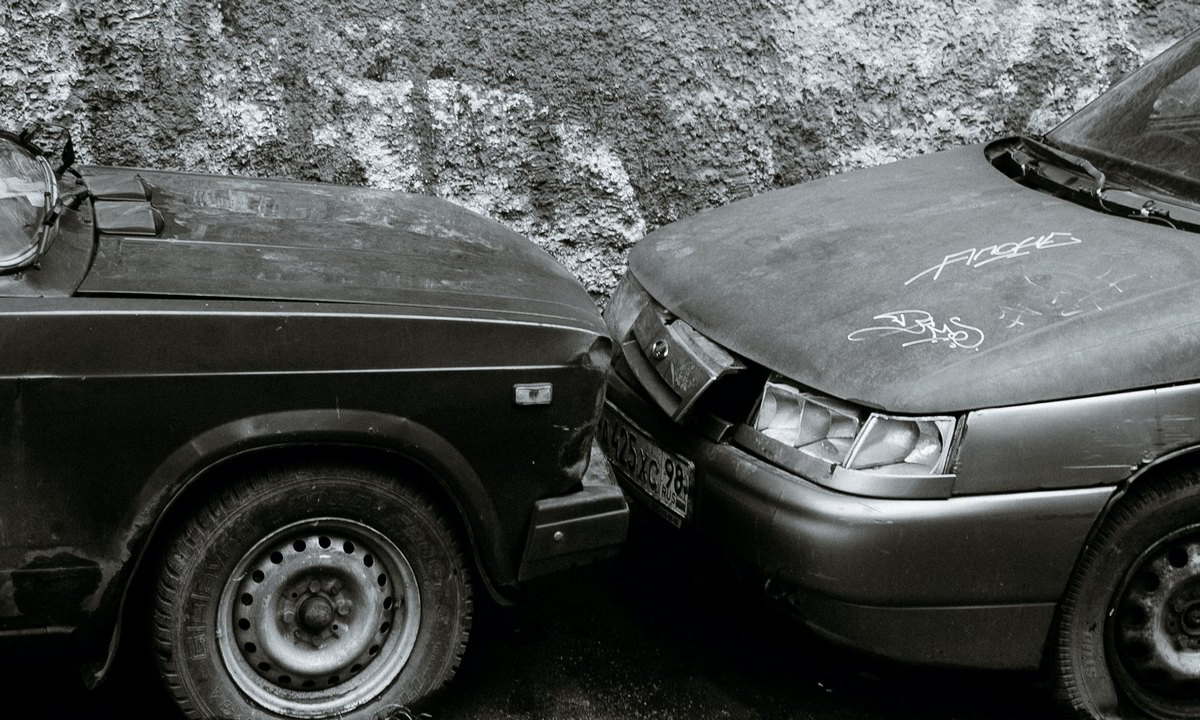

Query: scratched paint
left=10, top=553, right=103, bottom=624
left=993, top=267, right=1138, bottom=332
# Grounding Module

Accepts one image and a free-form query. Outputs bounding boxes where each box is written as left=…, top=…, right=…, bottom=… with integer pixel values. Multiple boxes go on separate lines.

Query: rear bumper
left=605, top=367, right=1114, bottom=670
left=518, top=444, right=630, bottom=581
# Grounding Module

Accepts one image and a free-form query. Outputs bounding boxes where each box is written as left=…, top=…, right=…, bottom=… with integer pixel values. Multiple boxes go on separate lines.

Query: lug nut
left=309, top=580, right=322, bottom=594
left=336, top=599, right=352, bottom=616
left=282, top=609, right=296, bottom=624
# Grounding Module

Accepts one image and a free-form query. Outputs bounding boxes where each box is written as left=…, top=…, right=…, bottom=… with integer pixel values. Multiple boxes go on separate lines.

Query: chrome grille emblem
left=628, top=304, right=745, bottom=420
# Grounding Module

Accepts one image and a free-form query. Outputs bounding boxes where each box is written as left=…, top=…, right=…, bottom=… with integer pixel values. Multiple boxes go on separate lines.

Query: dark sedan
left=600, top=29, right=1200, bottom=720
left=0, top=126, right=627, bottom=719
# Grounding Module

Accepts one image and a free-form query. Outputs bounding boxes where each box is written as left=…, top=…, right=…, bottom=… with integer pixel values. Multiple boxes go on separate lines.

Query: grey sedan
left=601, top=28, right=1200, bottom=720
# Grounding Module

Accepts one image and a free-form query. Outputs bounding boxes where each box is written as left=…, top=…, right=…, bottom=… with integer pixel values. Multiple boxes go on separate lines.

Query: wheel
left=153, top=464, right=472, bottom=719
left=1055, top=471, right=1200, bottom=719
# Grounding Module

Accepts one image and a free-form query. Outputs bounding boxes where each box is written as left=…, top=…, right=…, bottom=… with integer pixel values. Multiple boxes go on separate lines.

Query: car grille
left=619, top=303, right=746, bottom=421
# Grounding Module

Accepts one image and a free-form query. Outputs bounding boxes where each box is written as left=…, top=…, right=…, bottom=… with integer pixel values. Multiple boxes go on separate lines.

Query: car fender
left=1071, top=442, right=1200, bottom=559
left=1039, top=441, right=1200, bottom=670
left=87, top=408, right=501, bottom=687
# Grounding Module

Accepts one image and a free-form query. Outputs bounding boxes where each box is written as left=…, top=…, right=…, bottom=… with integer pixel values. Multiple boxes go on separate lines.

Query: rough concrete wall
left=3, top=1, right=1198, bottom=299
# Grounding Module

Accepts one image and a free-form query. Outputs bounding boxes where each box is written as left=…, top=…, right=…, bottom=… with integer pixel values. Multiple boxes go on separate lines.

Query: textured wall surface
left=3, top=1, right=1198, bottom=298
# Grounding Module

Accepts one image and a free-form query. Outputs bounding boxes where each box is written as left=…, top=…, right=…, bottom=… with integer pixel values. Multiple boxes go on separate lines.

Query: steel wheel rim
left=1110, top=524, right=1200, bottom=719
left=216, top=517, right=421, bottom=717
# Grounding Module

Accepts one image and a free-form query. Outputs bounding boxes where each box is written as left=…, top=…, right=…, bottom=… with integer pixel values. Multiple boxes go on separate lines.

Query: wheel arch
left=1042, top=443, right=1200, bottom=670
left=87, top=408, right=507, bottom=687
left=1049, top=446, right=1200, bottom=717
left=1077, top=445, right=1200, bottom=555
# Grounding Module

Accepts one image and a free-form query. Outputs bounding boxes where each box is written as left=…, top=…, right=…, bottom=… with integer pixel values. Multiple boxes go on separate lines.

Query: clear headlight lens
left=845, top=414, right=955, bottom=475
left=752, top=380, right=863, bottom=464
left=751, top=379, right=957, bottom=476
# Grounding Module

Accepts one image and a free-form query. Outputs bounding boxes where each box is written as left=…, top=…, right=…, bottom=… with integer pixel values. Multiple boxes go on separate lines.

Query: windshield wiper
left=34, top=153, right=61, bottom=259
left=1005, top=135, right=1200, bottom=232
left=1015, top=135, right=1108, bottom=197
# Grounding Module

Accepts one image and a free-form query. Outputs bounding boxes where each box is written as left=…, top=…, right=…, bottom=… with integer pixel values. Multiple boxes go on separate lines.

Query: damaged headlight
left=844, top=414, right=955, bottom=475
left=751, top=378, right=956, bottom=476
left=752, top=380, right=863, bottom=464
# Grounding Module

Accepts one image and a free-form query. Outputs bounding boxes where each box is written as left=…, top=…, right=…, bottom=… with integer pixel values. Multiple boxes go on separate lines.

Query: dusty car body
left=601, top=30, right=1200, bottom=720
left=0, top=128, right=627, bottom=719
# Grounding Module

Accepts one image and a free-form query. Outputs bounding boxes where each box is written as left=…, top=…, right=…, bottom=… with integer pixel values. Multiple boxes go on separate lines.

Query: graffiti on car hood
left=629, top=144, right=1200, bottom=413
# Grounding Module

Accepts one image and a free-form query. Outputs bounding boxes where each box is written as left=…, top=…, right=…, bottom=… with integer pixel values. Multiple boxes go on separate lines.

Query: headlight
left=751, top=379, right=956, bottom=475
left=752, top=380, right=863, bottom=464
left=845, top=414, right=955, bottom=475
left=603, top=270, right=654, bottom=342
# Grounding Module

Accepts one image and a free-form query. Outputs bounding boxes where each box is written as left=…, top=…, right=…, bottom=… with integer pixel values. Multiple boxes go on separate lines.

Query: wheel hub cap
left=1182, top=602, right=1200, bottom=637
left=299, top=595, right=335, bottom=633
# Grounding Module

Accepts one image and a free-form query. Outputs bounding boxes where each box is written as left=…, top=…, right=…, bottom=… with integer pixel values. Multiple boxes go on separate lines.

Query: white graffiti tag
left=904, top=232, right=1082, bottom=286
left=848, top=310, right=984, bottom=350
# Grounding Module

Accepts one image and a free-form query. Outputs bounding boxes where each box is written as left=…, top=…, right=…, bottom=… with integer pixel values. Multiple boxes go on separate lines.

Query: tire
left=1055, top=471, right=1200, bottom=720
left=153, top=464, right=472, bottom=719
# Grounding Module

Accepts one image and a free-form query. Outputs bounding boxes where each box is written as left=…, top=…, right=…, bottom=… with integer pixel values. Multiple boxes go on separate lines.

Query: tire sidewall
left=162, top=471, right=467, bottom=719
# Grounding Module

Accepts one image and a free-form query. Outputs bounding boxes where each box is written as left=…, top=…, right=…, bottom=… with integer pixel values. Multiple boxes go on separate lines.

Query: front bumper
left=517, top=443, right=630, bottom=581
left=605, top=366, right=1114, bottom=670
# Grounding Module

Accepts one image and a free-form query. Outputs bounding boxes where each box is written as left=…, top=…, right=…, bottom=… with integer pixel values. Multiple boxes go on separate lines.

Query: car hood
left=77, top=169, right=603, bottom=330
left=629, top=143, right=1200, bottom=413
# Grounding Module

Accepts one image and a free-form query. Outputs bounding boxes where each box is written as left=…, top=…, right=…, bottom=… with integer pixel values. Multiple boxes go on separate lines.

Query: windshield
left=1047, top=30, right=1200, bottom=205
left=0, top=136, right=55, bottom=270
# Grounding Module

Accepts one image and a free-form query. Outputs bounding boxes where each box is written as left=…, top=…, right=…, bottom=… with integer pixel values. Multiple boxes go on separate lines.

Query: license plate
left=598, top=405, right=694, bottom=526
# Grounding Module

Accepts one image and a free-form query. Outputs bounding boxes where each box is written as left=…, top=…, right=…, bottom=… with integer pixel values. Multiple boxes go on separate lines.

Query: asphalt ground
left=3, top=512, right=1064, bottom=719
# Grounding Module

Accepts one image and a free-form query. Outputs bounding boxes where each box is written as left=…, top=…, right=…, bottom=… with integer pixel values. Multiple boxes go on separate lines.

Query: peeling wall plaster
left=3, top=0, right=1197, bottom=298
